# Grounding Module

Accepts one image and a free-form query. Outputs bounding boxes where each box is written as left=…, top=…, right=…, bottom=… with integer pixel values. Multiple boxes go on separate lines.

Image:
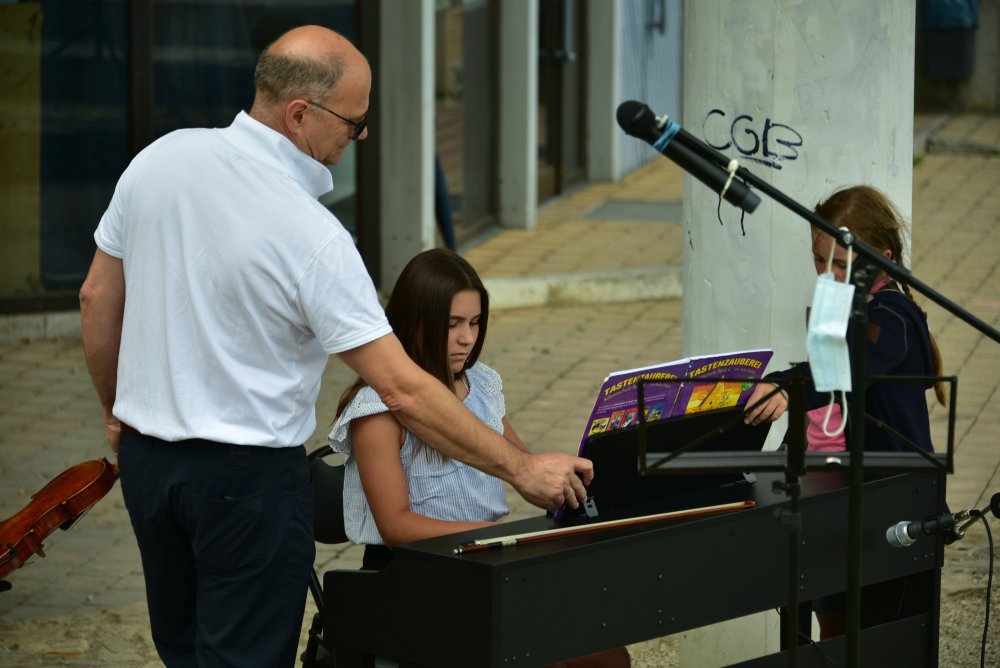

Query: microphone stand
left=774, top=369, right=808, bottom=662
left=844, top=257, right=875, bottom=663
left=643, top=119, right=1000, bottom=666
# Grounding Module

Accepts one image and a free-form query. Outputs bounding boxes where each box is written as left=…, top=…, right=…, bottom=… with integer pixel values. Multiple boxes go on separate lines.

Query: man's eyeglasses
left=308, top=100, right=368, bottom=140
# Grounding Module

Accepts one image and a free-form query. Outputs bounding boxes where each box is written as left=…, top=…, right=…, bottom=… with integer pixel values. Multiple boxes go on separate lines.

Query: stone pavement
left=0, top=113, right=998, bottom=667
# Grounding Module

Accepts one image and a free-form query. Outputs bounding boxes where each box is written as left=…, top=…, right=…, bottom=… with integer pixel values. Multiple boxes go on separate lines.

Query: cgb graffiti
left=703, top=109, right=804, bottom=170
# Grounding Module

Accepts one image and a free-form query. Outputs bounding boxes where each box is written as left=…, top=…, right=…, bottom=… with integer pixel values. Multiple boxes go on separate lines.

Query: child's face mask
left=805, top=228, right=855, bottom=437
left=806, top=272, right=855, bottom=392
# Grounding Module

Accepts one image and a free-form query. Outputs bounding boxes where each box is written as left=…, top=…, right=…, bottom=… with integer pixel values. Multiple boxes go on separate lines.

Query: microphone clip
left=885, top=508, right=976, bottom=548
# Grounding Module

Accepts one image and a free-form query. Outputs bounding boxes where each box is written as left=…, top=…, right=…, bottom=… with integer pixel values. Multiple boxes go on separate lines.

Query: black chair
left=301, top=444, right=348, bottom=668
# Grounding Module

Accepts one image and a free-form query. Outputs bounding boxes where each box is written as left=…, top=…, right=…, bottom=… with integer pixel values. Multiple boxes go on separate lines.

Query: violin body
left=0, top=458, right=119, bottom=583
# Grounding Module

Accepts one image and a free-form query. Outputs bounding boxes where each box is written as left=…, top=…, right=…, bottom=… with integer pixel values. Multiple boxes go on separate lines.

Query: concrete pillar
left=379, top=0, right=435, bottom=289
left=586, top=0, right=621, bottom=182
left=498, top=0, right=538, bottom=229
left=679, top=1, right=915, bottom=662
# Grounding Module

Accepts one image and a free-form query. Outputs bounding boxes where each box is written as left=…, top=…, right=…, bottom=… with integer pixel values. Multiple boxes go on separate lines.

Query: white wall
left=618, top=0, right=683, bottom=175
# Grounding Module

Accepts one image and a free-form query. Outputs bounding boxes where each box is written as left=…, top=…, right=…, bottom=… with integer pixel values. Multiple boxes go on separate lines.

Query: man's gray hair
left=255, top=50, right=347, bottom=104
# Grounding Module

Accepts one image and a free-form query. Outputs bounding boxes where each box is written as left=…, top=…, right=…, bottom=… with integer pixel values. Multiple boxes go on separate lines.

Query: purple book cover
left=574, top=349, right=773, bottom=457
left=671, top=349, right=773, bottom=418
left=574, top=358, right=691, bottom=457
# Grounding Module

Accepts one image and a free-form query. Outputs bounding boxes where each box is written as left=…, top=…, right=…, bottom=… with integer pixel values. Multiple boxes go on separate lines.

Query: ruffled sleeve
left=328, top=386, right=389, bottom=455
left=464, top=363, right=506, bottom=435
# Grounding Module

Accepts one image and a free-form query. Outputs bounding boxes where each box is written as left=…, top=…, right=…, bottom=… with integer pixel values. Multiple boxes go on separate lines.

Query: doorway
left=434, top=0, right=498, bottom=248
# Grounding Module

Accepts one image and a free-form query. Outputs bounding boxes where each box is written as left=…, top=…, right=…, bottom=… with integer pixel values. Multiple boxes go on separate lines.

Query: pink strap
left=870, top=276, right=892, bottom=294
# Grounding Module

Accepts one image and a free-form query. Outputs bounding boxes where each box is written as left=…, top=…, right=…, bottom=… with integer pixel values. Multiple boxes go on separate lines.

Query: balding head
left=266, top=25, right=358, bottom=60
left=249, top=25, right=371, bottom=164
left=252, top=25, right=368, bottom=111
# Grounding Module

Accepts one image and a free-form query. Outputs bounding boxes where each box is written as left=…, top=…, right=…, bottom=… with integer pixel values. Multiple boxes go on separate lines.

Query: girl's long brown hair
left=336, top=248, right=489, bottom=417
left=814, top=185, right=946, bottom=405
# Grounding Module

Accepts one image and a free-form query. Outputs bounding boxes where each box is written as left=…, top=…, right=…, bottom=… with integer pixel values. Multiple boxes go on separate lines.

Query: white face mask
left=805, top=228, right=854, bottom=436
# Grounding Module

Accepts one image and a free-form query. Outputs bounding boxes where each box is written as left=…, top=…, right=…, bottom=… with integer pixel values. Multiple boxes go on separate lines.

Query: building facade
left=0, top=0, right=681, bottom=324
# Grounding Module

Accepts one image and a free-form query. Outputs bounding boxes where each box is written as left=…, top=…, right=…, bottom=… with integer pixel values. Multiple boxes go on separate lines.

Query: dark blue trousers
left=119, top=432, right=314, bottom=667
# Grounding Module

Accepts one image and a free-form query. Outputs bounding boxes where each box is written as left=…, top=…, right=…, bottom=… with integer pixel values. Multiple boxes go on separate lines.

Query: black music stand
left=565, top=400, right=770, bottom=523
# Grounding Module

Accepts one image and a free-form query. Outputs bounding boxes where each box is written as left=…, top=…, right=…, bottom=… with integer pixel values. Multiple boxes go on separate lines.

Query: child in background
left=743, top=184, right=947, bottom=638
left=329, top=248, right=630, bottom=668
left=745, top=184, right=945, bottom=451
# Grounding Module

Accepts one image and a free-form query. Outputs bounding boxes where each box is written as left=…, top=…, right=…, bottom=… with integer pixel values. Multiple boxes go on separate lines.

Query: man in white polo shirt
left=80, top=25, right=592, bottom=667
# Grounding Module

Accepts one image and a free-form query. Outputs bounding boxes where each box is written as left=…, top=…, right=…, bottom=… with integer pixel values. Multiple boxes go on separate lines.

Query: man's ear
left=882, top=248, right=893, bottom=261
left=285, top=99, right=310, bottom=135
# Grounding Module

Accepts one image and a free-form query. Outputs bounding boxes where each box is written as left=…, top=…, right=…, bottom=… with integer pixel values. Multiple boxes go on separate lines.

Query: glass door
left=434, top=0, right=498, bottom=248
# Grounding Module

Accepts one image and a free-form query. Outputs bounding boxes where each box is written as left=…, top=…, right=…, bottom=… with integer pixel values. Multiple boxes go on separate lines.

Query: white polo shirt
left=95, top=111, right=392, bottom=446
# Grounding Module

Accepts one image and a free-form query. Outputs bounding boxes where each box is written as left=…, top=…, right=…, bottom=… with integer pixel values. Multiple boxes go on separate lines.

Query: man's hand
left=513, top=452, right=594, bottom=510
left=744, top=382, right=788, bottom=426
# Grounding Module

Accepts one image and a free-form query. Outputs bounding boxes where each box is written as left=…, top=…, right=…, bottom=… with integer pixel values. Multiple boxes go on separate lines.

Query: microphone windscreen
left=885, top=521, right=915, bottom=548
left=616, top=100, right=656, bottom=139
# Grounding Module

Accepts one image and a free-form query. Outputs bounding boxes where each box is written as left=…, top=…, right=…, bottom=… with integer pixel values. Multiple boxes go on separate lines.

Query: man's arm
left=79, top=249, right=126, bottom=454
left=337, top=335, right=593, bottom=510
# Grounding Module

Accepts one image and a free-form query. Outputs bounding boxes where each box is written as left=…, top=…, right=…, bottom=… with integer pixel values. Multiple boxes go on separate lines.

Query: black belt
left=119, top=422, right=141, bottom=436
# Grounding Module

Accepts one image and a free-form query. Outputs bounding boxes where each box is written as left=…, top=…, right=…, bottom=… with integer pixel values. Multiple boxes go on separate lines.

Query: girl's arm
left=865, top=299, right=910, bottom=375
left=352, top=412, right=493, bottom=547
left=502, top=416, right=531, bottom=453
left=743, top=382, right=788, bottom=426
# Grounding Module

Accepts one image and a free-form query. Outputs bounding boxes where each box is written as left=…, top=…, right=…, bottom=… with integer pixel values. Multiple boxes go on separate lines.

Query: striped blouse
left=329, top=362, right=510, bottom=546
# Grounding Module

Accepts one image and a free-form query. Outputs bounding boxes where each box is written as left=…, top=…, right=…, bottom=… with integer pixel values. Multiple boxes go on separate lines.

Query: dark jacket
left=771, top=287, right=936, bottom=454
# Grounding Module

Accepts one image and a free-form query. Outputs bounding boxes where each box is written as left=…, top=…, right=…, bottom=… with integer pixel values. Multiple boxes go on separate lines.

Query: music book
left=576, top=348, right=774, bottom=458
left=555, top=349, right=774, bottom=523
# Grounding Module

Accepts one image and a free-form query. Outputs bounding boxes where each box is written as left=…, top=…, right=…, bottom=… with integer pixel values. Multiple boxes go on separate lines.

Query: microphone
left=616, top=100, right=761, bottom=213
left=885, top=509, right=973, bottom=548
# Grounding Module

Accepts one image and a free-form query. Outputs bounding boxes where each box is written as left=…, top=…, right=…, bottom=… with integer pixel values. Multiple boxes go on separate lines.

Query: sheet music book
left=576, top=348, right=774, bottom=458
left=555, top=349, right=774, bottom=523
